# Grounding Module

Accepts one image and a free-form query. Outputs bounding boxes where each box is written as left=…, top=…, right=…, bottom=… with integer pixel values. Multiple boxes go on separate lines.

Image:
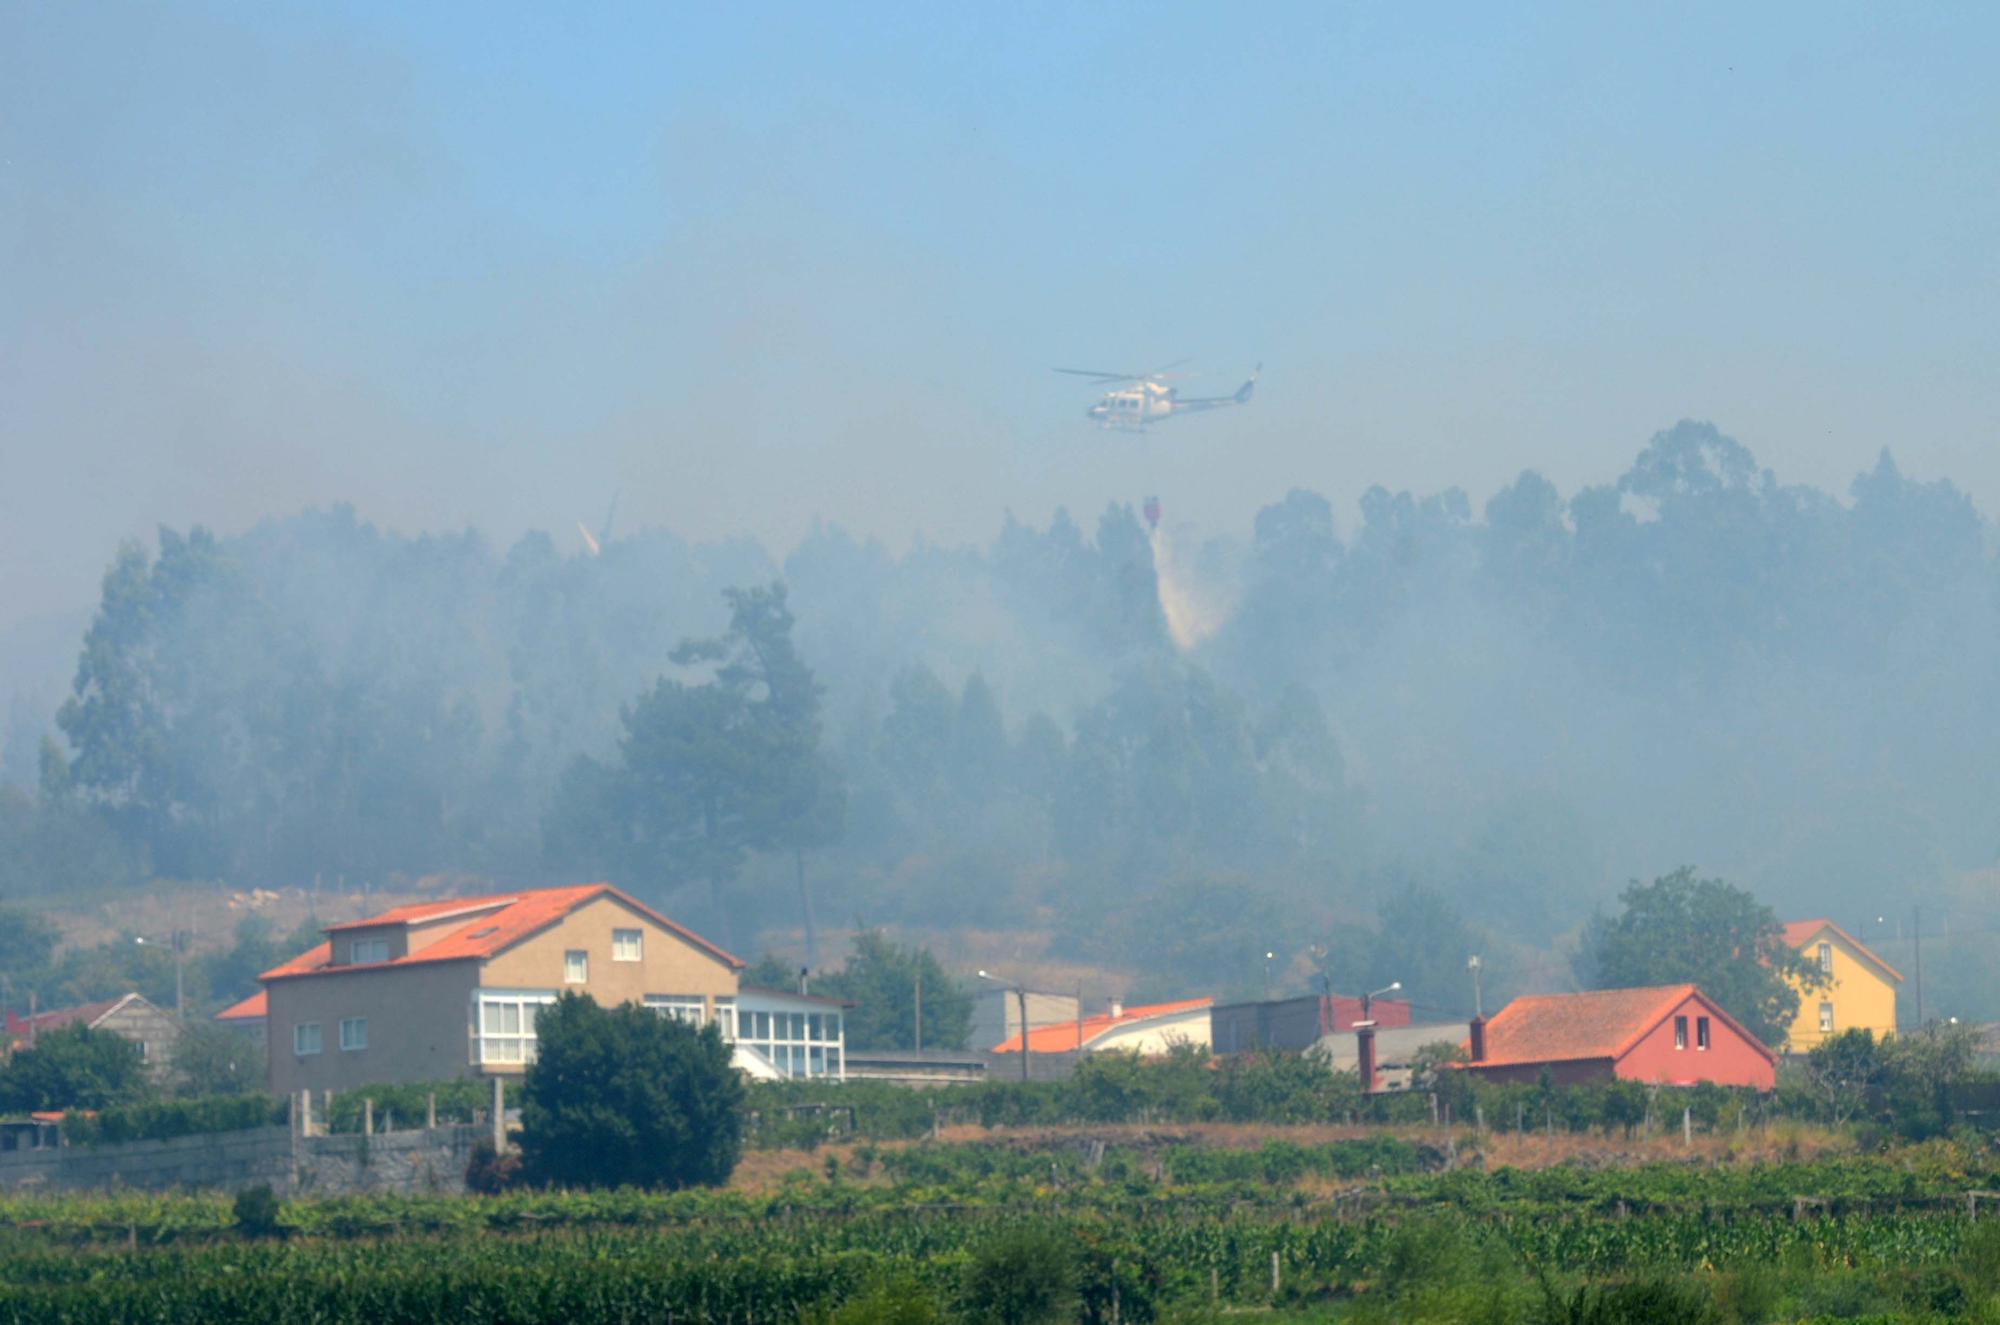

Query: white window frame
left=564, top=950, right=588, bottom=984
left=473, top=990, right=557, bottom=1066
left=349, top=937, right=390, bottom=965
left=729, top=999, right=845, bottom=1080
left=1695, top=1016, right=1710, bottom=1051
left=645, top=995, right=705, bottom=1026
left=1673, top=1015, right=1687, bottom=1050
left=294, top=1022, right=322, bottom=1056
left=339, top=1017, right=368, bottom=1051
left=612, top=928, right=643, bottom=962
left=1819, top=1002, right=1835, bottom=1034
left=1817, top=942, right=1832, bottom=974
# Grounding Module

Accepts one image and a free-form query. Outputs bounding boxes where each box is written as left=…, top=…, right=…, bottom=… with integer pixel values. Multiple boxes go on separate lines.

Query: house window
left=713, top=998, right=736, bottom=1039
left=474, top=992, right=556, bottom=1065
left=1696, top=1017, right=1710, bottom=1050
left=564, top=950, right=588, bottom=984
left=349, top=938, right=390, bottom=965
left=340, top=1017, right=368, bottom=1051
left=645, top=995, right=705, bottom=1026
left=1674, top=1015, right=1688, bottom=1050
left=730, top=999, right=845, bottom=1079
left=1817, top=942, right=1832, bottom=974
left=294, top=1022, right=322, bottom=1056
left=1819, top=1002, right=1835, bottom=1034
left=612, top=929, right=643, bottom=962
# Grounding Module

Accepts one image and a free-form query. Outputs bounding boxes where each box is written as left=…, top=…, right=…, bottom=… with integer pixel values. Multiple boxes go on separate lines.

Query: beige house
left=6, top=993, right=182, bottom=1075
left=259, top=883, right=846, bottom=1096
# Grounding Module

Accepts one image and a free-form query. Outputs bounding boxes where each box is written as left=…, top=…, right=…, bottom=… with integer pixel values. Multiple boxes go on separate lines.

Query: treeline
left=8, top=422, right=2000, bottom=1009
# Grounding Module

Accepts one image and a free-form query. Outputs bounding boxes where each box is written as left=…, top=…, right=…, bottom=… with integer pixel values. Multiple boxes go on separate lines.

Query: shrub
left=67, top=1093, right=284, bottom=1145
left=465, top=1139, right=523, bottom=1194
left=960, top=1226, right=1079, bottom=1325
left=518, top=992, right=745, bottom=1190
left=232, top=1184, right=282, bottom=1238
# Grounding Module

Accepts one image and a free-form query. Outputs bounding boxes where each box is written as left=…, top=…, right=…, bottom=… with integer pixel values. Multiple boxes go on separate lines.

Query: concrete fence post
left=362, top=1098, right=374, bottom=1138
left=490, top=1076, right=506, bottom=1153
left=426, top=1093, right=437, bottom=1131
left=320, top=1090, right=333, bottom=1135
left=1683, top=1106, right=1692, bottom=1147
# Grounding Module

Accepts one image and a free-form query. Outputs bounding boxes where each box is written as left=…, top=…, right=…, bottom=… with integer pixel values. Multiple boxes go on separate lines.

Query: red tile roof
left=11, top=998, right=123, bottom=1034
left=4, top=995, right=147, bottom=1052
left=215, top=991, right=267, bottom=1022
left=992, top=996, right=1213, bottom=1054
left=259, top=883, right=742, bottom=983
left=1472, top=984, right=1775, bottom=1069
left=1781, top=918, right=1904, bottom=983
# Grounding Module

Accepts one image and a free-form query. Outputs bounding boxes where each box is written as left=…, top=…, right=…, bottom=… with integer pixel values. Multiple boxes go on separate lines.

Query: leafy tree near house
left=1806, top=1028, right=1888, bottom=1126
left=815, top=930, right=972, bottom=1051
left=543, top=583, right=843, bottom=948
left=518, top=992, right=743, bottom=1190
left=742, top=953, right=800, bottom=992
left=172, top=1022, right=264, bottom=1097
left=0, top=1022, right=152, bottom=1111
left=1579, top=867, right=1822, bottom=1047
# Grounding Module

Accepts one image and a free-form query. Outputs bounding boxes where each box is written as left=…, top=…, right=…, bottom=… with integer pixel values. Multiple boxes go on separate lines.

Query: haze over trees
left=5, top=421, right=2000, bottom=1013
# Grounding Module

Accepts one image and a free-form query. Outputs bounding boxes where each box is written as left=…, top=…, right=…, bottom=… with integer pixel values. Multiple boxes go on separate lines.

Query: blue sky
left=3, top=2, right=1996, bottom=632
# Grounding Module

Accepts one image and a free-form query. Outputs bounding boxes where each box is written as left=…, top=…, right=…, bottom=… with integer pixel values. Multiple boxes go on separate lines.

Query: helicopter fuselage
left=1087, top=381, right=1178, bottom=429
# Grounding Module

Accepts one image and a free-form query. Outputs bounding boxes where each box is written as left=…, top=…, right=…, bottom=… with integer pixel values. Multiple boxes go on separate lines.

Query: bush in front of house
left=0, top=1023, right=153, bottom=1113
left=518, top=992, right=745, bottom=1190
left=67, top=1093, right=285, bottom=1145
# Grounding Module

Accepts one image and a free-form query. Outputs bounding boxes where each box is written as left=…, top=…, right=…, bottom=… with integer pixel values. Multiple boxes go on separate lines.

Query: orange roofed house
left=1460, top=985, right=1776, bottom=1089
left=258, top=884, right=847, bottom=1096
left=990, top=997, right=1214, bottom=1056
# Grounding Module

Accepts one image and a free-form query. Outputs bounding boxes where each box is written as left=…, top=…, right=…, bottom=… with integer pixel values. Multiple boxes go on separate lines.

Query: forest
left=4, top=420, right=1999, bottom=1016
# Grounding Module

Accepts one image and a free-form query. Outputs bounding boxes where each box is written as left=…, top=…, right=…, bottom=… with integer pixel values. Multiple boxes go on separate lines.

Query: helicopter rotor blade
left=1054, top=367, right=1143, bottom=382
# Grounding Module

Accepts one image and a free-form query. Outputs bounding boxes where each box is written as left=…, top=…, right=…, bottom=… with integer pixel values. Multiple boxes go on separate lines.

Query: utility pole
left=1914, top=904, right=1924, bottom=1027
left=914, top=967, right=922, bottom=1054
left=1016, top=986, right=1029, bottom=1082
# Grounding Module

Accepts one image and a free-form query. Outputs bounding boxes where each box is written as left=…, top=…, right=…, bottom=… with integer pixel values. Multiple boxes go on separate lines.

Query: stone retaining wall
left=0, top=1124, right=484, bottom=1197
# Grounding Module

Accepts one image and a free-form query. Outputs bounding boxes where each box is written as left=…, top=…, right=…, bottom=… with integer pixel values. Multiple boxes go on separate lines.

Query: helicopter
left=1056, top=360, right=1259, bottom=430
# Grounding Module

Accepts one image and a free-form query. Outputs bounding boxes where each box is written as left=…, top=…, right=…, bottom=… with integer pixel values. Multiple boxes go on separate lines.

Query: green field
left=8, top=1133, right=2000, bottom=1323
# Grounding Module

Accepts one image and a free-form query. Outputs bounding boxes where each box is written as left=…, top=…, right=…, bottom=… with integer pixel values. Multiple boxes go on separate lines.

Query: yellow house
left=1781, top=919, right=1902, bottom=1051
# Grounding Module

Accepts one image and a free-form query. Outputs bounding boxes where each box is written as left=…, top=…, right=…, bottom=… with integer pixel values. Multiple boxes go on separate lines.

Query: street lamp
left=134, top=931, right=188, bottom=1021
left=1263, top=950, right=1275, bottom=1000
left=978, top=970, right=1031, bottom=1083
left=1360, top=981, right=1401, bottom=1024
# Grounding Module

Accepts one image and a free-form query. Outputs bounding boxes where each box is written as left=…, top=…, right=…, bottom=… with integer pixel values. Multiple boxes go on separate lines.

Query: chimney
left=1468, top=1015, right=1486, bottom=1064
left=1108, top=997, right=1123, bottom=1019
left=1356, top=1024, right=1378, bottom=1094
